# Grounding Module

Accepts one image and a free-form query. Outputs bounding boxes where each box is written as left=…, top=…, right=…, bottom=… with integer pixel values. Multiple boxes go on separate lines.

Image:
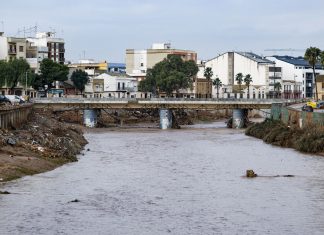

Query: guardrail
left=32, top=97, right=305, bottom=103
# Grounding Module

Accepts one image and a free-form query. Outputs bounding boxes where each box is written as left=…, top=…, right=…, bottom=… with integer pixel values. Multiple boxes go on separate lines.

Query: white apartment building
left=0, top=32, right=65, bottom=73
left=85, top=73, right=138, bottom=98
left=205, top=52, right=274, bottom=98
left=26, top=32, right=65, bottom=72
left=267, top=56, right=324, bottom=98
left=0, top=32, right=27, bottom=61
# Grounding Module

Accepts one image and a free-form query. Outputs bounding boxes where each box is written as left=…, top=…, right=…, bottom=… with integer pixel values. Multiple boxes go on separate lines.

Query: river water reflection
left=1, top=122, right=324, bottom=234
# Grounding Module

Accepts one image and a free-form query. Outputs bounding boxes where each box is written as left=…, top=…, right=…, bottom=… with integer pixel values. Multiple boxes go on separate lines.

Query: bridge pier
left=83, top=109, right=98, bottom=128
left=232, top=109, right=248, bottom=129
left=159, top=109, right=173, bottom=129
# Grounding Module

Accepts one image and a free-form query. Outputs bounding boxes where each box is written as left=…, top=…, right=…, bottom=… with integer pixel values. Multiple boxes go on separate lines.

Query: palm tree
left=235, top=73, right=243, bottom=98
left=305, top=47, right=321, bottom=100
left=321, top=51, right=324, bottom=68
left=213, top=77, right=223, bottom=99
left=244, top=74, right=253, bottom=99
left=274, top=82, right=282, bottom=98
left=204, top=67, right=213, bottom=98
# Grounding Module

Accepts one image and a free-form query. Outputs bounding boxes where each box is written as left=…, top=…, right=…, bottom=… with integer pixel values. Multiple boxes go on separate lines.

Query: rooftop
left=273, top=55, right=323, bottom=69
left=237, top=52, right=274, bottom=64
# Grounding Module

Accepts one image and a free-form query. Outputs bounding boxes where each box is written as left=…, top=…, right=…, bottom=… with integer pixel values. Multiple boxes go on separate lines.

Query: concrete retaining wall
left=0, top=105, right=32, bottom=130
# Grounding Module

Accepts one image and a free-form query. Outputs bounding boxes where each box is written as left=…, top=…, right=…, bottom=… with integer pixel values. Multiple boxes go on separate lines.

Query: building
left=205, top=52, right=274, bottom=98
left=108, top=63, right=126, bottom=74
left=68, top=59, right=108, bottom=77
left=316, top=75, right=324, bottom=100
left=267, top=56, right=324, bottom=98
left=26, top=32, right=65, bottom=72
left=84, top=73, right=138, bottom=98
left=194, top=60, right=212, bottom=98
left=126, top=43, right=197, bottom=81
left=0, top=33, right=27, bottom=61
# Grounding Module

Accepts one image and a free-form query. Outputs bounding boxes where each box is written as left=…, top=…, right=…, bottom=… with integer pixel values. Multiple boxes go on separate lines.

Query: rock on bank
left=0, top=111, right=88, bottom=182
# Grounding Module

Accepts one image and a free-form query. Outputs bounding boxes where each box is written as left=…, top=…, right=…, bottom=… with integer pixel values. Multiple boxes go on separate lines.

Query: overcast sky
left=1, top=0, right=324, bottom=63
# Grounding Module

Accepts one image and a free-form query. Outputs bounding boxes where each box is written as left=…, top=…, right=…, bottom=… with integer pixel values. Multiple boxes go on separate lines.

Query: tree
left=0, top=60, right=8, bottom=87
left=6, top=58, right=30, bottom=94
left=244, top=74, right=253, bottom=99
left=212, top=77, right=222, bottom=99
left=274, top=82, right=282, bottom=98
left=321, top=51, right=324, bottom=68
left=305, top=47, right=321, bottom=100
left=34, top=58, right=69, bottom=93
left=139, top=54, right=198, bottom=97
left=71, top=69, right=89, bottom=95
left=235, top=73, right=243, bottom=97
left=204, top=67, right=213, bottom=98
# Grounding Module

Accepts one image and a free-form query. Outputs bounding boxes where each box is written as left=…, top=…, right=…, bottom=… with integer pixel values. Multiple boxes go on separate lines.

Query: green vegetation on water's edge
left=246, top=119, right=324, bottom=154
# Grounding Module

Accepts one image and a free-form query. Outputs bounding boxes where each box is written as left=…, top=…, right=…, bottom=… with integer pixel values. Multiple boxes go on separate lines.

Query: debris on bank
left=0, top=111, right=88, bottom=182
left=246, top=119, right=324, bottom=154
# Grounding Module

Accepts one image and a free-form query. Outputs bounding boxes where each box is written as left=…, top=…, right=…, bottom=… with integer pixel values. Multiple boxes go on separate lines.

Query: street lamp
left=25, top=71, right=28, bottom=96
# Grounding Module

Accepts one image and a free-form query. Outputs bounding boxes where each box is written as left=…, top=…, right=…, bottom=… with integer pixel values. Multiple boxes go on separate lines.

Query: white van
left=5, top=95, right=23, bottom=104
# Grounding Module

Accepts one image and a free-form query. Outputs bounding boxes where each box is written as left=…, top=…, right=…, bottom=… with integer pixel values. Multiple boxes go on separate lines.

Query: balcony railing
left=8, top=49, right=17, bottom=54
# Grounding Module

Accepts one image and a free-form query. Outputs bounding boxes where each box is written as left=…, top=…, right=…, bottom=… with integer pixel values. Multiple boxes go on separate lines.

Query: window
left=118, top=82, right=120, bottom=90
left=140, top=63, right=144, bottom=67
left=19, top=46, right=24, bottom=52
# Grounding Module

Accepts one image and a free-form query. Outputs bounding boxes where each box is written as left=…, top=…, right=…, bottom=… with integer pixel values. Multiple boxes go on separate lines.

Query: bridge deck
left=32, top=98, right=293, bottom=110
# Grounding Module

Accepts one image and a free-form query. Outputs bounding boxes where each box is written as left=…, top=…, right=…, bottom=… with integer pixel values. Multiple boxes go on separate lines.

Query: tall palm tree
left=305, top=47, right=321, bottom=100
left=213, top=77, right=222, bottom=99
left=274, top=82, right=282, bottom=98
left=244, top=74, right=253, bottom=99
left=321, top=51, right=324, bottom=68
left=235, top=73, right=243, bottom=98
left=204, top=67, right=213, bottom=98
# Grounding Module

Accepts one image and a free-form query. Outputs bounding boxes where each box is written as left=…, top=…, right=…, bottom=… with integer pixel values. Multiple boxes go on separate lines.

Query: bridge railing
left=32, top=97, right=306, bottom=104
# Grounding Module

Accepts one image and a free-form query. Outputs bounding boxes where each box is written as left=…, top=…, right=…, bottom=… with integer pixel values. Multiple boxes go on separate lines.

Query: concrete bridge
left=32, top=98, right=298, bottom=129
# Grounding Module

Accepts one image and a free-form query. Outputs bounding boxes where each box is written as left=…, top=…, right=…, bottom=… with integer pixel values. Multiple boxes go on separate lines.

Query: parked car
left=302, top=100, right=324, bottom=112
left=5, top=95, right=24, bottom=104
left=0, top=95, right=11, bottom=104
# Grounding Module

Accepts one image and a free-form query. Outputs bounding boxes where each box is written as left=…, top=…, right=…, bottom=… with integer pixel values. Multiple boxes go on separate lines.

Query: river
left=1, top=121, right=324, bottom=235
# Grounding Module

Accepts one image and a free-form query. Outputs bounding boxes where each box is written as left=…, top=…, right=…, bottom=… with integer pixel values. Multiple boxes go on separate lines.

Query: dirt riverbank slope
left=0, top=111, right=87, bottom=182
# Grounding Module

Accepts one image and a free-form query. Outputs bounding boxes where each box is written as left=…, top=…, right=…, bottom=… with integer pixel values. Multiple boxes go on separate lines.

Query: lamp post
left=25, top=71, right=28, bottom=96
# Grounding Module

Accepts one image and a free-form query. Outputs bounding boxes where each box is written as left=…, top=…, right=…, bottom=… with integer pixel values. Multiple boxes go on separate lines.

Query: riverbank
left=246, top=119, right=324, bottom=154
left=0, top=111, right=88, bottom=182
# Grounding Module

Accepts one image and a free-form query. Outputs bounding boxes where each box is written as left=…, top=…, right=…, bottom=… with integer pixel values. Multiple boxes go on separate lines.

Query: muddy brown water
left=1, top=121, right=324, bottom=235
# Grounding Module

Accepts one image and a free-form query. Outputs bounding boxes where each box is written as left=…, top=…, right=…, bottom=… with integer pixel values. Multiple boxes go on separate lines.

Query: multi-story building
left=316, top=75, right=324, bottom=100
left=68, top=59, right=108, bottom=77
left=126, top=43, right=197, bottom=81
left=26, top=32, right=65, bottom=72
left=0, top=32, right=27, bottom=61
left=84, top=73, right=138, bottom=98
left=267, top=56, right=324, bottom=98
left=205, top=52, right=274, bottom=98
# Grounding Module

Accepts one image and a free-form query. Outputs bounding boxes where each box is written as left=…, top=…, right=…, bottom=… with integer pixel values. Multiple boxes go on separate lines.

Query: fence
left=271, top=104, right=324, bottom=127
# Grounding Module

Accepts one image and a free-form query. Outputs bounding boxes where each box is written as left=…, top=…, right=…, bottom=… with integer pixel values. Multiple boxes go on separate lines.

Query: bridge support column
left=159, top=109, right=172, bottom=129
left=83, top=109, right=98, bottom=128
left=232, top=109, right=248, bottom=129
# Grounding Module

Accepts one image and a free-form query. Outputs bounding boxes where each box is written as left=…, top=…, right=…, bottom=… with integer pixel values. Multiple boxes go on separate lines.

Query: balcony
left=269, top=76, right=282, bottom=80
left=8, top=49, right=17, bottom=54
